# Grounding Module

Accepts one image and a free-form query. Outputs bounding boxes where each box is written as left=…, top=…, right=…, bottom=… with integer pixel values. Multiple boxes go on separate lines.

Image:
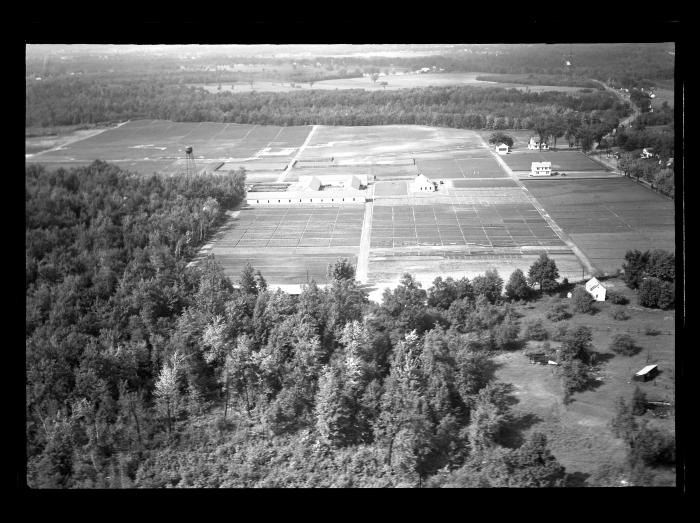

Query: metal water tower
left=184, top=145, right=197, bottom=176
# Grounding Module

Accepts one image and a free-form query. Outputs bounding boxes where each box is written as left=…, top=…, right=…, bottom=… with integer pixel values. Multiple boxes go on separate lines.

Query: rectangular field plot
left=451, top=179, right=519, bottom=188
left=209, top=205, right=365, bottom=284
left=502, top=151, right=609, bottom=172
left=522, top=178, right=675, bottom=274
left=416, top=155, right=508, bottom=179
left=27, top=120, right=313, bottom=176
left=369, top=203, right=566, bottom=249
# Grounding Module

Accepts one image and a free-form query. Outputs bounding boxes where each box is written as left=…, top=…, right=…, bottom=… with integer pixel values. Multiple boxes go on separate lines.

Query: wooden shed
left=633, top=364, right=659, bottom=382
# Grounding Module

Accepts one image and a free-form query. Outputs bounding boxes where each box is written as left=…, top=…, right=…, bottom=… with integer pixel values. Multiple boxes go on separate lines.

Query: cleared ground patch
left=210, top=205, right=365, bottom=284
left=301, top=125, right=485, bottom=161
left=26, top=120, right=313, bottom=176
left=502, top=150, right=610, bottom=172
left=522, top=178, right=675, bottom=275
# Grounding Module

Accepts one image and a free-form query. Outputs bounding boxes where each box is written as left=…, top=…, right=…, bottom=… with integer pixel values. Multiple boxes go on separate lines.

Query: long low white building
left=246, top=187, right=366, bottom=205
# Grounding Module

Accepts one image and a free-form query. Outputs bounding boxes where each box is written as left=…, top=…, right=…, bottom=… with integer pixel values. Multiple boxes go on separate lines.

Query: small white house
left=529, top=161, right=552, bottom=177
left=585, top=277, right=607, bottom=301
left=409, top=174, right=435, bottom=192
left=641, top=148, right=655, bottom=159
left=495, top=143, right=510, bottom=155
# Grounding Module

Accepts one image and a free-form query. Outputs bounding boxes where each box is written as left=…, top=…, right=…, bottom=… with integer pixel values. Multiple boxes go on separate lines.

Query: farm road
left=478, top=134, right=597, bottom=278
left=356, top=201, right=374, bottom=283
left=277, top=125, right=318, bottom=182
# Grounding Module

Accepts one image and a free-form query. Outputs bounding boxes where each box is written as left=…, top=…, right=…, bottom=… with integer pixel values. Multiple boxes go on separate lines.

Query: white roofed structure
left=585, top=277, right=607, bottom=301
left=409, top=173, right=435, bottom=193
left=529, top=161, right=552, bottom=177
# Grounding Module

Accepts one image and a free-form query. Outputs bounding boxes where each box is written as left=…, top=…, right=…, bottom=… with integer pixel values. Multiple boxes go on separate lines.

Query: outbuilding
left=633, top=364, right=659, bottom=382
left=585, top=277, right=607, bottom=301
left=495, top=143, right=510, bottom=155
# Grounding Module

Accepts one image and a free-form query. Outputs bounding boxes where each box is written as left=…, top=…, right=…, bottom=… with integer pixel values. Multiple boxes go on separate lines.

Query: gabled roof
left=496, top=143, right=509, bottom=148
left=585, top=277, right=605, bottom=291
left=414, top=173, right=433, bottom=184
left=531, top=161, right=552, bottom=169
left=304, top=176, right=322, bottom=190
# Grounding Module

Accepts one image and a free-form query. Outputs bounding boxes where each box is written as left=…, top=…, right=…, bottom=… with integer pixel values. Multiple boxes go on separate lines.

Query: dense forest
left=25, top=162, right=675, bottom=487
left=25, top=80, right=630, bottom=141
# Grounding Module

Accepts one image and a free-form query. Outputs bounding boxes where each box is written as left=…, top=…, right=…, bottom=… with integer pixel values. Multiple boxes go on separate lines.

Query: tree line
left=26, top=78, right=630, bottom=141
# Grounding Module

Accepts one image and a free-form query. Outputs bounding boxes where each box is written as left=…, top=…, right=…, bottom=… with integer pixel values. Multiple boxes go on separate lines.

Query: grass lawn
left=494, top=279, right=675, bottom=483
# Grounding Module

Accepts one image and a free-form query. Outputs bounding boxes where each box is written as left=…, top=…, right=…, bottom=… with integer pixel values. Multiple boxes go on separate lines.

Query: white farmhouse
left=641, top=147, right=655, bottom=159
left=585, top=277, right=607, bottom=301
left=495, top=143, right=510, bottom=155
left=529, top=161, right=552, bottom=177
left=528, top=137, right=549, bottom=150
left=409, top=174, right=435, bottom=192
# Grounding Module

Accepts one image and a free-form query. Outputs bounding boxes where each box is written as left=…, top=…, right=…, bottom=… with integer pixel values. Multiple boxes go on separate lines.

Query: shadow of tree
left=497, top=412, right=543, bottom=449
left=565, top=471, right=590, bottom=487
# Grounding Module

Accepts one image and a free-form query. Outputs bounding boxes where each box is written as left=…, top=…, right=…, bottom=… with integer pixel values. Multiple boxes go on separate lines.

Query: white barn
left=529, top=161, right=552, bottom=177
left=585, top=277, right=607, bottom=301
left=495, top=143, right=510, bottom=155
left=409, top=174, right=435, bottom=192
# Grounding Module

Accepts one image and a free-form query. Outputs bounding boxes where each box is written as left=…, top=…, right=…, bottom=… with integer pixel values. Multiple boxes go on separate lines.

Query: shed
left=633, top=364, right=659, bottom=382
left=495, top=143, right=510, bottom=155
left=585, top=277, right=606, bottom=301
left=409, top=173, right=435, bottom=192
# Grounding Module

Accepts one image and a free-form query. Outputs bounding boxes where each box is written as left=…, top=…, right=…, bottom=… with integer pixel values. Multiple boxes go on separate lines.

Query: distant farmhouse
left=409, top=173, right=436, bottom=192
left=529, top=161, right=552, bottom=177
left=585, top=277, right=607, bottom=301
left=528, top=137, right=549, bottom=150
left=641, top=147, right=657, bottom=159
left=495, top=143, right=510, bottom=155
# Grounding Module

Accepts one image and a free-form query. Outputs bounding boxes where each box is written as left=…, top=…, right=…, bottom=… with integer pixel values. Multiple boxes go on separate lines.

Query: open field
left=26, top=119, right=313, bottom=176
left=300, top=125, right=485, bottom=161
left=188, top=73, right=592, bottom=94
left=521, top=178, right=675, bottom=275
left=417, top=154, right=508, bottom=179
left=502, top=150, right=610, bottom=172
left=493, top=285, right=675, bottom=480
left=208, top=205, right=364, bottom=284
left=651, top=87, right=674, bottom=110
left=26, top=126, right=116, bottom=156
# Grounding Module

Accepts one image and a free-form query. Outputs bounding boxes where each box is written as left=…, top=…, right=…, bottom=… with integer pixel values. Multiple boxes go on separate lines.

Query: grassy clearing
left=494, top=283, right=675, bottom=479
